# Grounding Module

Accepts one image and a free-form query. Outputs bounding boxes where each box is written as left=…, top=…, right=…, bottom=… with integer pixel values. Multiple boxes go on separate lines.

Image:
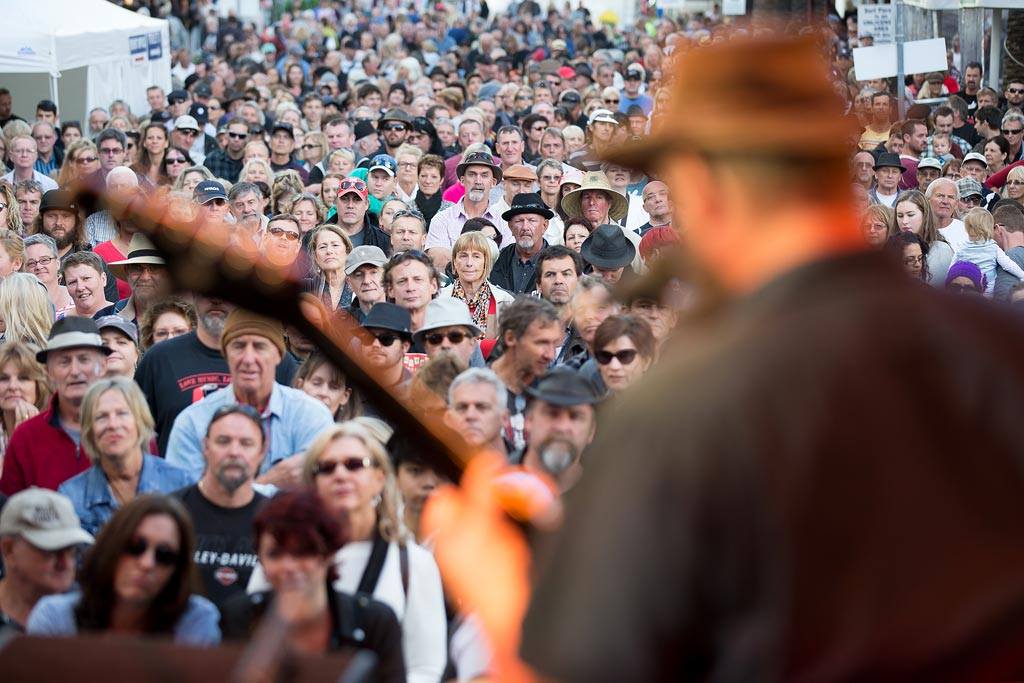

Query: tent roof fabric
left=0, top=0, right=166, bottom=74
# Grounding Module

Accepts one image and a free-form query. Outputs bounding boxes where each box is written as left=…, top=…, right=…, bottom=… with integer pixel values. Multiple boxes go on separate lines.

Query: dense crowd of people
left=0, top=0, right=1020, bottom=680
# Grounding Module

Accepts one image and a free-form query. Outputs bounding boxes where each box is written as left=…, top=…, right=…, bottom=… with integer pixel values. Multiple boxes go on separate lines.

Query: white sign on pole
left=853, top=38, right=947, bottom=80
left=858, top=4, right=896, bottom=45
left=722, top=0, right=745, bottom=15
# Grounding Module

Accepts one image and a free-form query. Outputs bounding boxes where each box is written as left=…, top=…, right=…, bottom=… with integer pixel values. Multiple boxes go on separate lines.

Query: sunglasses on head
left=595, top=349, right=639, bottom=365
left=212, top=403, right=263, bottom=422
left=314, top=456, right=374, bottom=476
left=124, top=537, right=180, bottom=566
left=425, top=330, right=469, bottom=346
left=340, top=179, right=367, bottom=191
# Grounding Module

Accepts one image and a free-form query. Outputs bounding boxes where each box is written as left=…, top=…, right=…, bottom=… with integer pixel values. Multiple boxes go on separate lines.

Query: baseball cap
left=957, top=177, right=985, bottom=199
left=194, top=179, right=228, bottom=204
left=272, top=121, right=295, bottom=138
left=917, top=157, right=943, bottom=171
left=626, top=63, right=646, bottom=81
left=193, top=82, right=212, bottom=99
left=963, top=152, right=988, bottom=168
left=345, top=245, right=387, bottom=274
left=338, top=177, right=368, bottom=201
left=0, top=488, right=95, bottom=550
left=173, top=115, right=200, bottom=133
left=589, top=109, right=619, bottom=126
left=354, top=120, right=377, bottom=141
left=560, top=90, right=582, bottom=105
left=96, top=315, right=139, bottom=346
left=189, top=103, right=209, bottom=126
left=168, top=89, right=189, bottom=104
left=369, top=154, right=398, bottom=177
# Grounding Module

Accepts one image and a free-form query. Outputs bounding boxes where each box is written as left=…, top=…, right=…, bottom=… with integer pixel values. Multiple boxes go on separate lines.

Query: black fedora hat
left=580, top=224, right=636, bottom=270
left=524, top=367, right=603, bottom=407
left=501, top=192, right=554, bottom=222
left=363, top=302, right=412, bottom=339
left=873, top=152, right=906, bottom=171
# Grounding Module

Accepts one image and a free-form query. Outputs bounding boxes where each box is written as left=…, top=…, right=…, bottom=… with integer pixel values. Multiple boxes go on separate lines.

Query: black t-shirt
left=173, top=484, right=266, bottom=611
left=134, top=331, right=299, bottom=456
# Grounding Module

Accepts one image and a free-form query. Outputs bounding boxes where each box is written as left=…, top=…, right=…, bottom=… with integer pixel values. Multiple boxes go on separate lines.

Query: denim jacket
left=58, top=454, right=193, bottom=536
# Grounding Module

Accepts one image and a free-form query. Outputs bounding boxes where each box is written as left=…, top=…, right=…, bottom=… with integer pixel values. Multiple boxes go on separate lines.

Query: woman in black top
left=220, top=490, right=405, bottom=683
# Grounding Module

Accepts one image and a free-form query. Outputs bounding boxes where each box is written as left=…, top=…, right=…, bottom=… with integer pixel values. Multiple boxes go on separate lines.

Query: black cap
left=524, top=367, right=603, bottom=407
left=39, top=189, right=77, bottom=214
left=189, top=103, right=209, bottom=125
left=193, top=82, right=212, bottom=99
left=580, top=224, right=636, bottom=270
left=151, top=110, right=172, bottom=124
left=560, top=90, right=581, bottom=105
left=501, top=192, right=554, bottom=222
left=168, top=89, right=189, bottom=104
left=354, top=120, right=377, bottom=140
left=271, top=121, right=295, bottom=138
left=874, top=152, right=905, bottom=171
left=573, top=64, right=593, bottom=80
left=363, top=303, right=412, bottom=338
left=193, top=179, right=227, bottom=204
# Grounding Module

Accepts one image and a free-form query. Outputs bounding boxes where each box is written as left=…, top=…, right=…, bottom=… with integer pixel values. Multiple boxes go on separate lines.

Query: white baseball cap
left=0, top=488, right=94, bottom=550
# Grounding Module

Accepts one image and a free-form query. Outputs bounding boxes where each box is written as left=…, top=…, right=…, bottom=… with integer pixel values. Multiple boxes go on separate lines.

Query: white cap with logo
left=0, top=488, right=94, bottom=550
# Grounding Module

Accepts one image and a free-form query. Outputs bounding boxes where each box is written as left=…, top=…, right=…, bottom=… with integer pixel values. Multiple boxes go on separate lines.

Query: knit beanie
left=220, top=309, right=286, bottom=357
left=944, top=260, right=986, bottom=292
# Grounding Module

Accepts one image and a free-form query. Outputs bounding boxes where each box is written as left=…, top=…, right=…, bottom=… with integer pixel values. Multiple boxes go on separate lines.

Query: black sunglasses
left=124, top=537, right=180, bottom=566
left=425, top=330, right=469, bottom=346
left=371, top=331, right=402, bottom=347
left=595, top=349, right=639, bottom=365
left=1002, top=128, right=1023, bottom=135
left=314, top=456, right=374, bottom=476
left=384, top=124, right=408, bottom=132
left=227, top=132, right=248, bottom=139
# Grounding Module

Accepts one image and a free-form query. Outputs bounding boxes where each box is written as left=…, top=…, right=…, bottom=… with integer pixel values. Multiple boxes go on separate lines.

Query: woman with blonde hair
left=300, top=131, right=327, bottom=170
left=57, top=377, right=191, bottom=535
left=171, top=165, right=212, bottom=194
left=272, top=170, right=305, bottom=213
left=240, top=158, right=273, bottom=186
left=861, top=203, right=893, bottom=248
left=0, top=184, right=23, bottom=234
left=283, top=422, right=447, bottom=683
left=888, top=189, right=954, bottom=285
left=439, top=231, right=514, bottom=338
left=1002, top=165, right=1024, bottom=202
left=286, top=192, right=326, bottom=236
left=0, top=341, right=50, bottom=468
left=0, top=272, right=53, bottom=349
left=57, top=140, right=100, bottom=187
left=0, top=231, right=24, bottom=277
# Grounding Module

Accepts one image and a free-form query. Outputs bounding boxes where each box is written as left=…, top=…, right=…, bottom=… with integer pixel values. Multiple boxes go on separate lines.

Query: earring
left=372, top=494, right=382, bottom=508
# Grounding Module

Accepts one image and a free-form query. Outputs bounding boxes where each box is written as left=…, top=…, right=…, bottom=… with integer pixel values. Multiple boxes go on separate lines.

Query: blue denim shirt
left=58, top=454, right=193, bottom=536
left=164, top=383, right=334, bottom=483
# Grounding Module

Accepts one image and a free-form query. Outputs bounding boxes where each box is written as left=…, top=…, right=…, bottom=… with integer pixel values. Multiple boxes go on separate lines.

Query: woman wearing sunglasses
left=250, top=423, right=446, bottom=683
left=160, top=147, right=194, bottom=186
left=56, top=140, right=100, bottom=188
left=591, top=314, right=656, bottom=395
left=221, top=489, right=404, bottom=681
left=58, top=378, right=192, bottom=536
left=26, top=494, right=220, bottom=645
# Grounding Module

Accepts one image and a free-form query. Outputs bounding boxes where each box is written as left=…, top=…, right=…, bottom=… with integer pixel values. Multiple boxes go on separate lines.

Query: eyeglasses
left=166, top=157, right=188, bottom=164
left=212, top=403, right=263, bottom=422
left=948, top=283, right=981, bottom=295
left=902, top=255, right=925, bottom=266
left=397, top=161, right=417, bottom=169
left=1010, top=88, right=1024, bottom=95
left=178, top=129, right=199, bottom=137
left=425, top=330, right=469, bottom=346
left=301, top=143, right=322, bottom=150
left=314, top=456, right=374, bottom=476
left=227, top=132, right=248, bottom=140
left=99, top=147, right=124, bottom=155
left=370, top=331, right=402, bottom=347
left=961, top=196, right=982, bottom=204
left=603, top=99, right=620, bottom=104
left=75, top=156, right=98, bottom=164
left=595, top=349, right=639, bottom=365
left=384, top=124, right=408, bottom=132
left=1002, top=128, right=1023, bottom=135
left=124, top=537, right=180, bottom=566
left=25, top=256, right=55, bottom=269
left=268, top=226, right=300, bottom=241
left=0, top=202, right=6, bottom=212
left=392, top=208, right=424, bottom=221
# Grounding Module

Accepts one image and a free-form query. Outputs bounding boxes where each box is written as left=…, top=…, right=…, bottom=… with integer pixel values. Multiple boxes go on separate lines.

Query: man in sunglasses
left=379, top=108, right=412, bottom=157
left=414, top=298, right=482, bottom=368
left=511, top=366, right=601, bottom=493
left=171, top=115, right=206, bottom=165
left=0, top=488, right=94, bottom=632
left=359, top=302, right=414, bottom=400
left=1001, top=112, right=1024, bottom=164
left=167, top=309, right=333, bottom=488
left=261, top=214, right=303, bottom=267
left=204, top=119, right=248, bottom=183
left=173, top=405, right=267, bottom=610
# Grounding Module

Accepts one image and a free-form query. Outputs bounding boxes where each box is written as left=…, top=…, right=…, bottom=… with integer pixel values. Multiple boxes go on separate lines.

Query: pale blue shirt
left=164, top=383, right=334, bottom=482
left=27, top=592, right=220, bottom=646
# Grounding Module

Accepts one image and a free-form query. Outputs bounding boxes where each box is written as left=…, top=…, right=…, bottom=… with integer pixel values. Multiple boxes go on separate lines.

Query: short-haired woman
left=24, top=234, right=74, bottom=317
left=221, top=489, right=405, bottom=681
left=27, top=494, right=220, bottom=644
left=305, top=224, right=354, bottom=311
left=138, top=298, right=196, bottom=350
left=293, top=351, right=361, bottom=421
left=58, top=377, right=191, bottom=536
left=439, top=231, right=515, bottom=338
left=592, top=314, right=656, bottom=394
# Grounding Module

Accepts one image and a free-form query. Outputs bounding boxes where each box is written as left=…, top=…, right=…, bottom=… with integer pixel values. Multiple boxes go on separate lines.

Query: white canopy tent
left=0, top=0, right=170, bottom=125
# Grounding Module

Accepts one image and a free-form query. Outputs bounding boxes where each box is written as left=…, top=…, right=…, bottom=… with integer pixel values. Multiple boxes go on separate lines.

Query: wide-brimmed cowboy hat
left=602, top=34, right=857, bottom=173
left=108, top=233, right=166, bottom=281
left=456, top=150, right=503, bottom=182
left=560, top=171, right=628, bottom=222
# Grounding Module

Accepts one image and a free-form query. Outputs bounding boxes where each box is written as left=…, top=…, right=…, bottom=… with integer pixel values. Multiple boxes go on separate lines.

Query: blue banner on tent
left=129, top=34, right=147, bottom=65
left=148, top=32, right=162, bottom=60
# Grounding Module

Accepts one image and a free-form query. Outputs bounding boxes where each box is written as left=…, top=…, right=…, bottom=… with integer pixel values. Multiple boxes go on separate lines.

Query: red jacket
left=0, top=395, right=90, bottom=495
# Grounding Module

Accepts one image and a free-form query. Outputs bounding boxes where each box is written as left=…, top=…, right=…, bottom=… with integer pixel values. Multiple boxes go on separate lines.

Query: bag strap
left=399, top=543, right=409, bottom=596
left=356, top=530, right=390, bottom=595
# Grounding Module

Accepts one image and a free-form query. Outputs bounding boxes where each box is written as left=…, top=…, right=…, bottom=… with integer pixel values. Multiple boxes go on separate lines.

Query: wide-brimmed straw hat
left=603, top=34, right=856, bottom=172
left=560, top=171, right=628, bottom=222
left=107, top=233, right=166, bottom=280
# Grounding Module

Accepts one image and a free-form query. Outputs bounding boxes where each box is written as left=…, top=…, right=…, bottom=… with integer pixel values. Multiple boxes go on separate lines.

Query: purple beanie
left=944, top=260, right=986, bottom=292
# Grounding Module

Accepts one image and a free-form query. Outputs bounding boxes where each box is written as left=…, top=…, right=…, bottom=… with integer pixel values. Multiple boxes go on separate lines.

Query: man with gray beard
left=134, top=296, right=299, bottom=455
left=173, top=405, right=267, bottom=611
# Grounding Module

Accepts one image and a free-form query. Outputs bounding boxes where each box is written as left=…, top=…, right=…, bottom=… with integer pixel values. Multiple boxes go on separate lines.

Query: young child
left=956, top=207, right=1024, bottom=296
left=931, top=133, right=955, bottom=164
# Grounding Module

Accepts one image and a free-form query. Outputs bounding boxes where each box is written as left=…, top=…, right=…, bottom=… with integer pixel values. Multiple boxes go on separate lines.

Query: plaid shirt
left=203, top=148, right=243, bottom=183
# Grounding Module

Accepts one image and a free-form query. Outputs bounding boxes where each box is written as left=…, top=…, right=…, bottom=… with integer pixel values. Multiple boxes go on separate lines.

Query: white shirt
left=875, top=190, right=898, bottom=208
left=939, top=218, right=969, bottom=252
left=1, top=169, right=57, bottom=192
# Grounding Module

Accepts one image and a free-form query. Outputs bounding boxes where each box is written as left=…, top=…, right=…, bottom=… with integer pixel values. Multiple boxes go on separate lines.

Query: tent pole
left=992, top=9, right=1004, bottom=90
left=49, top=73, right=59, bottom=113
